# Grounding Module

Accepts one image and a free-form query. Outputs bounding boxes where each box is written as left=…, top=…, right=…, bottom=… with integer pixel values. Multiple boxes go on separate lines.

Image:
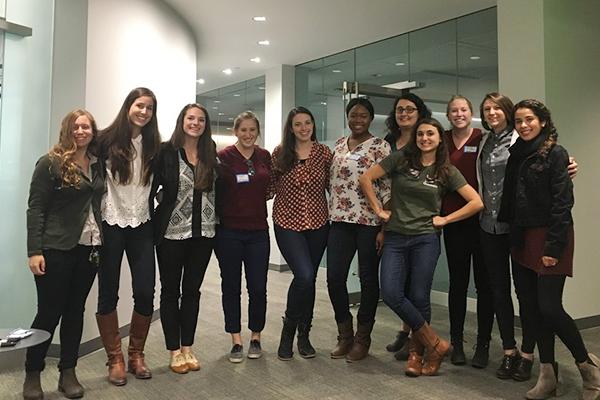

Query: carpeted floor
left=1, top=256, right=598, bottom=399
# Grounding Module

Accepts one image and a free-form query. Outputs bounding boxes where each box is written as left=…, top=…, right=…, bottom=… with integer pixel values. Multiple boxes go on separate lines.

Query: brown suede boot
left=128, top=311, right=152, bottom=379
left=22, top=371, right=43, bottom=400
left=578, top=353, right=600, bottom=400
left=405, top=334, right=425, bottom=377
left=526, top=362, right=558, bottom=400
left=330, top=318, right=354, bottom=359
left=414, top=323, right=450, bottom=376
left=346, top=320, right=374, bottom=362
left=96, top=311, right=127, bottom=386
left=58, top=368, right=84, bottom=399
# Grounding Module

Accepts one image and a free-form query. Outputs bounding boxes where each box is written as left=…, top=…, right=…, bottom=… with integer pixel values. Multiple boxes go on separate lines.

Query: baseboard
left=47, top=310, right=161, bottom=358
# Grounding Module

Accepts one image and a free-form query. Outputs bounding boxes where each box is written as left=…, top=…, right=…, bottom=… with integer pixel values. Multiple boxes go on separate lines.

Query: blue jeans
left=274, top=223, right=329, bottom=323
left=380, top=231, right=440, bottom=330
left=215, top=227, right=269, bottom=333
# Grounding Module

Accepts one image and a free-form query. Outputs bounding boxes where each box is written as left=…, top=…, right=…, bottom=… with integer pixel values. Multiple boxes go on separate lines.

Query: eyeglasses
left=395, top=106, right=417, bottom=115
left=246, top=159, right=255, bottom=177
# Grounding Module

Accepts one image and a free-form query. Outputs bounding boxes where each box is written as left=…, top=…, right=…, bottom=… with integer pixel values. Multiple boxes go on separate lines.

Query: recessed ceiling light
left=395, top=62, right=405, bottom=66
left=252, top=16, right=266, bottom=22
left=218, top=112, right=225, bottom=116
left=222, top=68, right=233, bottom=75
left=196, top=78, right=205, bottom=84
left=212, top=106, right=218, bottom=110
left=257, top=86, right=265, bottom=90
left=332, top=69, right=341, bottom=73
left=470, top=55, right=481, bottom=60
left=320, top=101, right=327, bottom=106
left=250, top=57, right=261, bottom=63
left=257, top=40, right=270, bottom=46
left=213, top=100, right=221, bottom=103
left=233, top=93, right=241, bottom=97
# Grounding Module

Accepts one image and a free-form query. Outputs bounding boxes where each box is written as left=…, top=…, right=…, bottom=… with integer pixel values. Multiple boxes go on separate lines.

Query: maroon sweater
left=441, top=129, right=482, bottom=216
left=217, top=145, right=272, bottom=230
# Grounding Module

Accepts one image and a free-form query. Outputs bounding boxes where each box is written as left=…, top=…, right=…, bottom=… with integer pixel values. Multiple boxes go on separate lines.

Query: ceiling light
left=469, top=55, right=481, bottom=60
left=233, top=94, right=241, bottom=97
left=222, top=68, right=233, bottom=75
left=196, top=78, right=205, bottom=84
left=320, top=101, right=327, bottom=106
left=332, top=69, right=341, bottom=73
left=252, top=16, right=266, bottom=22
left=257, top=40, right=270, bottom=46
left=213, top=100, right=221, bottom=103
left=395, top=62, right=405, bottom=66
left=257, top=86, right=265, bottom=90
left=250, top=57, right=261, bottom=63
left=218, top=112, right=225, bottom=116
left=212, top=106, right=218, bottom=110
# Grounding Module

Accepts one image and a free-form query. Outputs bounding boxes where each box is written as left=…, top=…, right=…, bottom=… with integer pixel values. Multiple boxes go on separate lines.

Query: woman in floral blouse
left=272, top=106, right=332, bottom=361
left=327, top=97, right=391, bottom=362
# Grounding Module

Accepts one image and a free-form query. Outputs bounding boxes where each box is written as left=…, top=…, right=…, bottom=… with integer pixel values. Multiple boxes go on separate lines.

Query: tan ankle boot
left=578, top=354, right=600, bottom=400
left=330, top=318, right=354, bottom=359
left=405, top=334, right=425, bottom=377
left=23, top=371, right=43, bottom=400
left=96, top=311, right=127, bottom=386
left=526, top=362, right=558, bottom=399
left=346, top=320, right=374, bottom=362
left=128, top=311, right=152, bottom=379
left=414, top=323, right=450, bottom=376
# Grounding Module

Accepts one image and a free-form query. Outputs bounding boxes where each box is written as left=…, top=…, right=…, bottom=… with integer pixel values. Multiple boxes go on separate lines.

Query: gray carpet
left=1, top=256, right=598, bottom=399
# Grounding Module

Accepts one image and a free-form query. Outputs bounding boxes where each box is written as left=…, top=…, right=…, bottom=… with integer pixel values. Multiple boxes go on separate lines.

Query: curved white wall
left=86, top=0, right=196, bottom=139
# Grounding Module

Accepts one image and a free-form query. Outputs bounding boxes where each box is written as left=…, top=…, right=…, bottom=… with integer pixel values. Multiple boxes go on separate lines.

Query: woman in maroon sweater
left=215, top=111, right=273, bottom=363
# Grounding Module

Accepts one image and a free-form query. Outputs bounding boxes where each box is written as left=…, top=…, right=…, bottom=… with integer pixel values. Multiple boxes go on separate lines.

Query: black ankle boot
left=497, top=351, right=522, bottom=379
left=23, top=371, right=43, bottom=400
left=277, top=317, right=296, bottom=361
left=58, top=368, right=84, bottom=399
left=512, top=356, right=534, bottom=381
left=471, top=341, right=490, bottom=369
left=451, top=337, right=466, bottom=366
left=297, top=322, right=316, bottom=359
left=386, top=330, right=409, bottom=353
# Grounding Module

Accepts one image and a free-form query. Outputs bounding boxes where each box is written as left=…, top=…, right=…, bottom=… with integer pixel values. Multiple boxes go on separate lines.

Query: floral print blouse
left=329, top=135, right=391, bottom=226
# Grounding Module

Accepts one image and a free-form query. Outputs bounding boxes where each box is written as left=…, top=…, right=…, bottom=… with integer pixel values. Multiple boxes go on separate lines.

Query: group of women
left=23, top=85, right=600, bottom=400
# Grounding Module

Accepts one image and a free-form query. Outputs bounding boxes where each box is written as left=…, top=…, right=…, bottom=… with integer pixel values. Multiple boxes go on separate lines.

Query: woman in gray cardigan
left=24, top=109, right=105, bottom=400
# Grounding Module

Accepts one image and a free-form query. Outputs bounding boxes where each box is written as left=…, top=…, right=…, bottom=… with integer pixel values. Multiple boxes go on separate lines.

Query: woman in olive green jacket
left=24, top=109, right=105, bottom=400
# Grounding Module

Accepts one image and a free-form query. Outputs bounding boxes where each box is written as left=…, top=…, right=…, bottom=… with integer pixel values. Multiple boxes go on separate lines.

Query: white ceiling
left=162, top=0, right=496, bottom=94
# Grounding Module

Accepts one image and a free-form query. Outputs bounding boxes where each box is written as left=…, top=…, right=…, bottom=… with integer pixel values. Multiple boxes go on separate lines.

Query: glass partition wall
left=296, top=7, right=498, bottom=299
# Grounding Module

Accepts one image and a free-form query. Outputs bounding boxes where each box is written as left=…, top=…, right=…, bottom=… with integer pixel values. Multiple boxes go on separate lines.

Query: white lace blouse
left=102, top=135, right=152, bottom=228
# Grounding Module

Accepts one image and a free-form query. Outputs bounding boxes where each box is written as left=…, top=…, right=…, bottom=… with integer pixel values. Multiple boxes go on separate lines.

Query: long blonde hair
left=48, top=109, right=98, bottom=187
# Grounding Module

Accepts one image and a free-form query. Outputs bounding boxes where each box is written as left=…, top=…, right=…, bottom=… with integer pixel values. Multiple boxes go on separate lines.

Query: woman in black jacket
left=153, top=103, right=218, bottom=374
left=24, top=109, right=104, bottom=400
left=499, top=99, right=599, bottom=400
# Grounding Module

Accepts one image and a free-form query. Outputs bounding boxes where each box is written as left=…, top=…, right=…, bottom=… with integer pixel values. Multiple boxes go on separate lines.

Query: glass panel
left=197, top=76, right=265, bottom=151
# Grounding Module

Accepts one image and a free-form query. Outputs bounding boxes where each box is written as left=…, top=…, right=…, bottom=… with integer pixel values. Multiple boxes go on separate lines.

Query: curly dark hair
left=513, top=99, right=558, bottom=159
left=384, top=93, right=431, bottom=146
left=274, top=106, right=317, bottom=174
left=398, top=117, right=451, bottom=184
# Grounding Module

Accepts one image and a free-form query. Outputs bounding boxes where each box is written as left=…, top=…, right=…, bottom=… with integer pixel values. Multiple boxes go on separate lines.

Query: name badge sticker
left=463, top=145, right=478, bottom=153
left=236, top=174, right=250, bottom=183
left=347, top=153, right=361, bottom=161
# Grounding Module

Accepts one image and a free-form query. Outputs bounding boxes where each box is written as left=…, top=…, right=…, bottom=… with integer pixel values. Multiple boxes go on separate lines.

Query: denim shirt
left=479, top=128, right=513, bottom=234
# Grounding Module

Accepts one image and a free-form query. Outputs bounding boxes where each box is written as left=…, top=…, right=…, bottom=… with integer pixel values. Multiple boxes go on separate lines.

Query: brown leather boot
left=578, top=353, right=600, bottom=400
left=414, top=323, right=450, bottom=376
left=127, top=311, right=152, bottom=379
left=330, top=318, right=354, bottom=359
left=22, top=371, right=43, bottom=400
left=96, top=311, right=127, bottom=386
left=405, top=334, right=425, bottom=377
left=58, top=368, right=84, bottom=399
left=346, top=320, right=374, bottom=362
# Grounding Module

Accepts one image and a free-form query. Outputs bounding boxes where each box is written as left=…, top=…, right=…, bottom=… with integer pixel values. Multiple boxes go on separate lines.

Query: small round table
left=0, top=329, right=51, bottom=353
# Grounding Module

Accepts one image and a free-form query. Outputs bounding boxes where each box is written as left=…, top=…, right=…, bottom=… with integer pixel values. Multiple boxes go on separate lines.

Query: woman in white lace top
left=95, top=87, right=161, bottom=386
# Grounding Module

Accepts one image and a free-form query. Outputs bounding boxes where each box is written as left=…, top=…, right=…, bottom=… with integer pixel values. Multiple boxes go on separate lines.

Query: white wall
left=86, top=0, right=197, bottom=139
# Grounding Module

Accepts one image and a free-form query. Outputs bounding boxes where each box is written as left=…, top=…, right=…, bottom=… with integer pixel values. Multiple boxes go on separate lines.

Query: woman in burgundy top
left=215, top=111, right=273, bottom=363
left=271, top=107, right=332, bottom=361
left=442, top=95, right=494, bottom=368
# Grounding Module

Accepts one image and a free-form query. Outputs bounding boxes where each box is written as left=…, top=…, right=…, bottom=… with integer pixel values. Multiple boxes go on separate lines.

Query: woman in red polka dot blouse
left=271, top=106, right=332, bottom=361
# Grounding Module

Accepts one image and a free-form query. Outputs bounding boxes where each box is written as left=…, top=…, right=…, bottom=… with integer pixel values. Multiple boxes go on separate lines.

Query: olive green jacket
left=26, top=154, right=105, bottom=256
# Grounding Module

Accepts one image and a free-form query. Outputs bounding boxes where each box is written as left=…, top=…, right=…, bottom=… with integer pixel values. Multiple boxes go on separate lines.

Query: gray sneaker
left=247, top=340, right=262, bottom=359
left=229, top=344, right=244, bottom=363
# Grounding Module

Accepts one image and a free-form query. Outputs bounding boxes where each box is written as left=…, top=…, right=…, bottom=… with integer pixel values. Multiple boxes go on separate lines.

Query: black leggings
left=512, top=261, right=588, bottom=364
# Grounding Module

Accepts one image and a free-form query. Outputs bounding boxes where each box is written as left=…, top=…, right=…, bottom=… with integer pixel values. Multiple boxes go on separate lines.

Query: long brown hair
left=98, top=87, right=160, bottom=185
left=169, top=104, right=217, bottom=191
left=49, top=109, right=98, bottom=187
left=274, top=106, right=317, bottom=174
left=400, top=117, right=451, bottom=184
left=479, top=92, right=514, bottom=132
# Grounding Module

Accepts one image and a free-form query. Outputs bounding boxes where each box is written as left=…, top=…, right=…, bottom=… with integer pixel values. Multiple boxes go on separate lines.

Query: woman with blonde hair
left=24, top=109, right=104, bottom=399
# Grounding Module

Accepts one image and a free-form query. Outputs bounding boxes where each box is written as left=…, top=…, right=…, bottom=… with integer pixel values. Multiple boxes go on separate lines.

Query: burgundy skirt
left=511, top=225, right=574, bottom=277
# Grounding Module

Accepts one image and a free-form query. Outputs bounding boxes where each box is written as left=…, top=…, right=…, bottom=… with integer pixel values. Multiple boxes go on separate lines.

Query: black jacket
left=27, top=155, right=105, bottom=256
left=498, top=143, right=573, bottom=258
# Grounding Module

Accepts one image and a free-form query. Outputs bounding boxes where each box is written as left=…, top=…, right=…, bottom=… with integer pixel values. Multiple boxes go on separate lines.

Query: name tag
left=347, top=153, right=361, bottom=161
left=464, top=145, right=478, bottom=153
left=236, top=174, right=250, bottom=183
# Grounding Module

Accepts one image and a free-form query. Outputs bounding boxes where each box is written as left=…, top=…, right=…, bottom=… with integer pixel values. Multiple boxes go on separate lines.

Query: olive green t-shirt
left=379, top=151, right=467, bottom=235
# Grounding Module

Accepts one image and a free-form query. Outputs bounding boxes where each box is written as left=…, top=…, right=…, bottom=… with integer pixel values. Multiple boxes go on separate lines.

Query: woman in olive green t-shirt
left=359, top=117, right=482, bottom=377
